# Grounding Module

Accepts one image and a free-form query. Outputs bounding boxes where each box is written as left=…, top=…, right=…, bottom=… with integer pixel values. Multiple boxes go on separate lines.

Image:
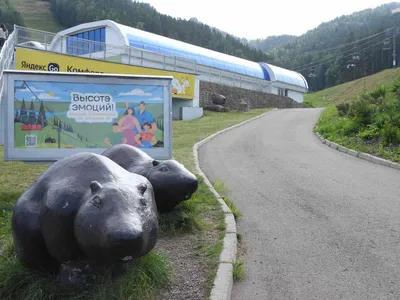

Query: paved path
left=199, top=108, right=400, bottom=300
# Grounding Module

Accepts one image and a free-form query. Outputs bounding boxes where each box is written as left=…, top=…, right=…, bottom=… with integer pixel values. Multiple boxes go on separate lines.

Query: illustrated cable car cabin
left=19, top=111, right=44, bottom=131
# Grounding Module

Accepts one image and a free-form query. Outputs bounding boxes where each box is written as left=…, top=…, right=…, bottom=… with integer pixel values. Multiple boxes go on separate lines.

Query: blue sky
left=14, top=80, right=164, bottom=104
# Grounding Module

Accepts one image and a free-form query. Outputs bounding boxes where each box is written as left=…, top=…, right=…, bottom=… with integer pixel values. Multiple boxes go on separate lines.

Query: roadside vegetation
left=0, top=108, right=272, bottom=299
left=312, top=72, right=400, bottom=163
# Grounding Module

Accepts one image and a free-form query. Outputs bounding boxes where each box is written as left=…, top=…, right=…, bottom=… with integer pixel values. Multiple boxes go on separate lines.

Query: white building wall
left=287, top=90, right=304, bottom=103
left=193, top=78, right=200, bottom=107
left=0, top=100, right=4, bottom=145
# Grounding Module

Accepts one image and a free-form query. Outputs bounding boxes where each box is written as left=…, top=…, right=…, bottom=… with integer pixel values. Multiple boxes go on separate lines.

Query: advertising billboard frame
left=4, top=69, right=173, bottom=162
left=15, top=47, right=196, bottom=100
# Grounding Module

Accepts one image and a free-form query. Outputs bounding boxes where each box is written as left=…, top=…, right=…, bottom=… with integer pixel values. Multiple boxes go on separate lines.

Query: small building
left=48, top=20, right=308, bottom=103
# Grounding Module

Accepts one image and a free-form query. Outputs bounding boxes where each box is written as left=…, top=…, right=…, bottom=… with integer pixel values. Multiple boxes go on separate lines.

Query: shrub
left=348, top=99, right=376, bottom=126
left=390, top=76, right=400, bottom=95
left=381, top=124, right=400, bottom=146
left=368, top=84, right=387, bottom=102
left=336, top=101, right=350, bottom=116
left=357, top=124, right=380, bottom=140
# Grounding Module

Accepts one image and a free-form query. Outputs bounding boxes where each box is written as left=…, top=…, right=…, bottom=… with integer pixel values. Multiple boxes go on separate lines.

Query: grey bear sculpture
left=101, top=144, right=198, bottom=213
left=11, top=152, right=158, bottom=274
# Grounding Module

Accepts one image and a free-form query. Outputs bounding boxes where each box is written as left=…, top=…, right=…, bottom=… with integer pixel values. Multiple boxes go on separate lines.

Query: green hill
left=11, top=0, right=63, bottom=32
left=0, top=0, right=25, bottom=31
left=305, top=67, right=400, bottom=107
left=264, top=2, right=400, bottom=93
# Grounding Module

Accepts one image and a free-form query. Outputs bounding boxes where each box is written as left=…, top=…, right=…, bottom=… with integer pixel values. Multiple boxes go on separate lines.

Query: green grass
left=313, top=82, right=400, bottom=163
left=213, top=179, right=243, bottom=220
left=0, top=251, right=172, bottom=300
left=232, top=259, right=246, bottom=282
left=11, top=0, right=64, bottom=33
left=0, top=108, right=273, bottom=299
left=304, top=68, right=400, bottom=108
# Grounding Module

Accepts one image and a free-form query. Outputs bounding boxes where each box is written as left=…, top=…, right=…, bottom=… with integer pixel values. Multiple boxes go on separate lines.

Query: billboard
left=3, top=70, right=173, bottom=162
left=15, top=47, right=195, bottom=100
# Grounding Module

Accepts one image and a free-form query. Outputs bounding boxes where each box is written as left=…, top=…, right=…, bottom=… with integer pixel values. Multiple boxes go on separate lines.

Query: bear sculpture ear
left=152, top=160, right=160, bottom=167
left=137, top=183, right=147, bottom=196
left=90, top=181, right=103, bottom=194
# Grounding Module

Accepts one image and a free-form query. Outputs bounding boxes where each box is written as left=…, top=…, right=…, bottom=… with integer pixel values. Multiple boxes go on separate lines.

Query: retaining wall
left=200, top=81, right=304, bottom=109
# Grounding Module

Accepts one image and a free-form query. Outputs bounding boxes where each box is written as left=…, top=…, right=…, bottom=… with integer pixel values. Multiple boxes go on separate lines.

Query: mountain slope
left=248, top=35, right=297, bottom=53
left=0, top=0, right=24, bottom=31
left=305, top=67, right=400, bottom=107
left=267, top=2, right=400, bottom=92
left=10, top=0, right=63, bottom=32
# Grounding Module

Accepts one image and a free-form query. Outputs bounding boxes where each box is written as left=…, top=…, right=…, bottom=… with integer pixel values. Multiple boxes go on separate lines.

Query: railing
left=0, top=30, right=17, bottom=98
left=13, top=26, right=272, bottom=93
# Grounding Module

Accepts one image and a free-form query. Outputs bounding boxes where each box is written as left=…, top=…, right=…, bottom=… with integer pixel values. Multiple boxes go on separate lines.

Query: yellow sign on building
left=15, top=47, right=195, bottom=99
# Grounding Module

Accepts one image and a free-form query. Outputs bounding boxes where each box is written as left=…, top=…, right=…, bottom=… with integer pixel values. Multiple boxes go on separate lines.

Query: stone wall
left=200, top=82, right=304, bottom=109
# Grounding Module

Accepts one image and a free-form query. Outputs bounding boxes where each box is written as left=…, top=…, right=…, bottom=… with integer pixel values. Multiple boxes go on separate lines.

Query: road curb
left=314, top=132, right=400, bottom=170
left=193, top=108, right=278, bottom=300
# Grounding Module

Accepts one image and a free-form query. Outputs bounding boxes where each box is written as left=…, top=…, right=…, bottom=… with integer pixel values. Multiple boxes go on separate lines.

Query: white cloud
left=118, top=88, right=152, bottom=96
left=149, top=97, right=162, bottom=100
left=32, top=93, right=61, bottom=100
left=21, top=86, right=44, bottom=92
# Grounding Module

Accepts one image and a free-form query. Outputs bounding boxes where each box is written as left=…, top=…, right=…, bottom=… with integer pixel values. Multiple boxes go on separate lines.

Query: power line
left=294, top=31, right=392, bottom=71
left=278, top=27, right=395, bottom=61
left=294, top=32, right=400, bottom=73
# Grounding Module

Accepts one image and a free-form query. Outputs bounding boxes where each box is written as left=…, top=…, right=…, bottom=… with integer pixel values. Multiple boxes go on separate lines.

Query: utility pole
left=393, top=27, right=397, bottom=68
left=363, top=55, right=367, bottom=91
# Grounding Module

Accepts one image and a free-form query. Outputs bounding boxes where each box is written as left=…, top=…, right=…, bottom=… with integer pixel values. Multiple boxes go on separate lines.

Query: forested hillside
left=248, top=35, right=297, bottom=53
left=48, top=0, right=270, bottom=62
left=265, top=2, right=400, bottom=92
left=0, top=0, right=24, bottom=31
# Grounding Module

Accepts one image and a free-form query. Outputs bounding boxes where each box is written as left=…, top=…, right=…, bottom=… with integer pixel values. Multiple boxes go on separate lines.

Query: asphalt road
left=198, top=108, right=400, bottom=300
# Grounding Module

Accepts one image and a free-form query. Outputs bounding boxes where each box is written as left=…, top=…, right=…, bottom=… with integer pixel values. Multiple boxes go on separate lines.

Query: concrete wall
left=200, top=81, right=304, bottom=109
left=287, top=90, right=304, bottom=103
left=181, top=107, right=203, bottom=121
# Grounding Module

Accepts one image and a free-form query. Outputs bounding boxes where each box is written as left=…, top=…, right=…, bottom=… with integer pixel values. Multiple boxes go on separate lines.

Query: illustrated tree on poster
left=14, top=110, right=20, bottom=122
left=27, top=100, right=36, bottom=125
left=19, top=99, right=27, bottom=123
left=39, top=100, right=48, bottom=127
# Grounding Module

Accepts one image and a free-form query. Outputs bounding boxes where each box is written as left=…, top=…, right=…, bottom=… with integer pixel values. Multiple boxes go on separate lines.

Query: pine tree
left=39, top=100, right=47, bottom=127
left=28, top=100, right=36, bottom=125
left=20, top=99, right=27, bottom=122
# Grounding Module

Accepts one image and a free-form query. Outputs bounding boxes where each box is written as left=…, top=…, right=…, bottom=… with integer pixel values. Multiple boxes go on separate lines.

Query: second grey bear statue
left=101, top=144, right=198, bottom=213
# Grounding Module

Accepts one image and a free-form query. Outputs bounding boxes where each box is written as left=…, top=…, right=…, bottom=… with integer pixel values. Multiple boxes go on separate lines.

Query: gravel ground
left=155, top=234, right=210, bottom=300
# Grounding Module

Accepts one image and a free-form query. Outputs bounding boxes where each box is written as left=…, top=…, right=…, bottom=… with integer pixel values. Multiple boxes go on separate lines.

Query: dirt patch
left=155, top=234, right=209, bottom=300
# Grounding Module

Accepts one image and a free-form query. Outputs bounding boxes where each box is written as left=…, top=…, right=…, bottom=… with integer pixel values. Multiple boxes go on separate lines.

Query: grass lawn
left=304, top=68, right=400, bottom=108
left=0, top=108, right=273, bottom=299
left=11, top=0, right=64, bottom=33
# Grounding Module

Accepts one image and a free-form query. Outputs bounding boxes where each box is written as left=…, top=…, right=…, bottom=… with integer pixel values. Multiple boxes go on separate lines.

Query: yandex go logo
left=47, top=63, right=60, bottom=72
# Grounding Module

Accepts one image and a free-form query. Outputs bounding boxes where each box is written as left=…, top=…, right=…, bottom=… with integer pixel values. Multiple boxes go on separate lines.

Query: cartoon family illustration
left=104, top=101, right=164, bottom=148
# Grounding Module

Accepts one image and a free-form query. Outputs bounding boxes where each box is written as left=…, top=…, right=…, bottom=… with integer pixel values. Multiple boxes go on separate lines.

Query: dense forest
left=0, top=0, right=24, bottom=31
left=47, top=0, right=270, bottom=62
left=247, top=35, right=297, bottom=53
left=263, top=2, right=400, bottom=92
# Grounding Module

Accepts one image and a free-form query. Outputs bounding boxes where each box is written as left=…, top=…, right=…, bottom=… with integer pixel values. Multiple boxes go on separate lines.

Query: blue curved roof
left=55, top=20, right=307, bottom=89
left=259, top=63, right=308, bottom=89
left=116, top=23, right=267, bottom=80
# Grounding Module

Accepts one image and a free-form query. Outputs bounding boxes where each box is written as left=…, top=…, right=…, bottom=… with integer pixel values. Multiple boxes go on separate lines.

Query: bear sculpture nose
left=188, top=178, right=198, bottom=193
left=109, top=230, right=143, bottom=246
